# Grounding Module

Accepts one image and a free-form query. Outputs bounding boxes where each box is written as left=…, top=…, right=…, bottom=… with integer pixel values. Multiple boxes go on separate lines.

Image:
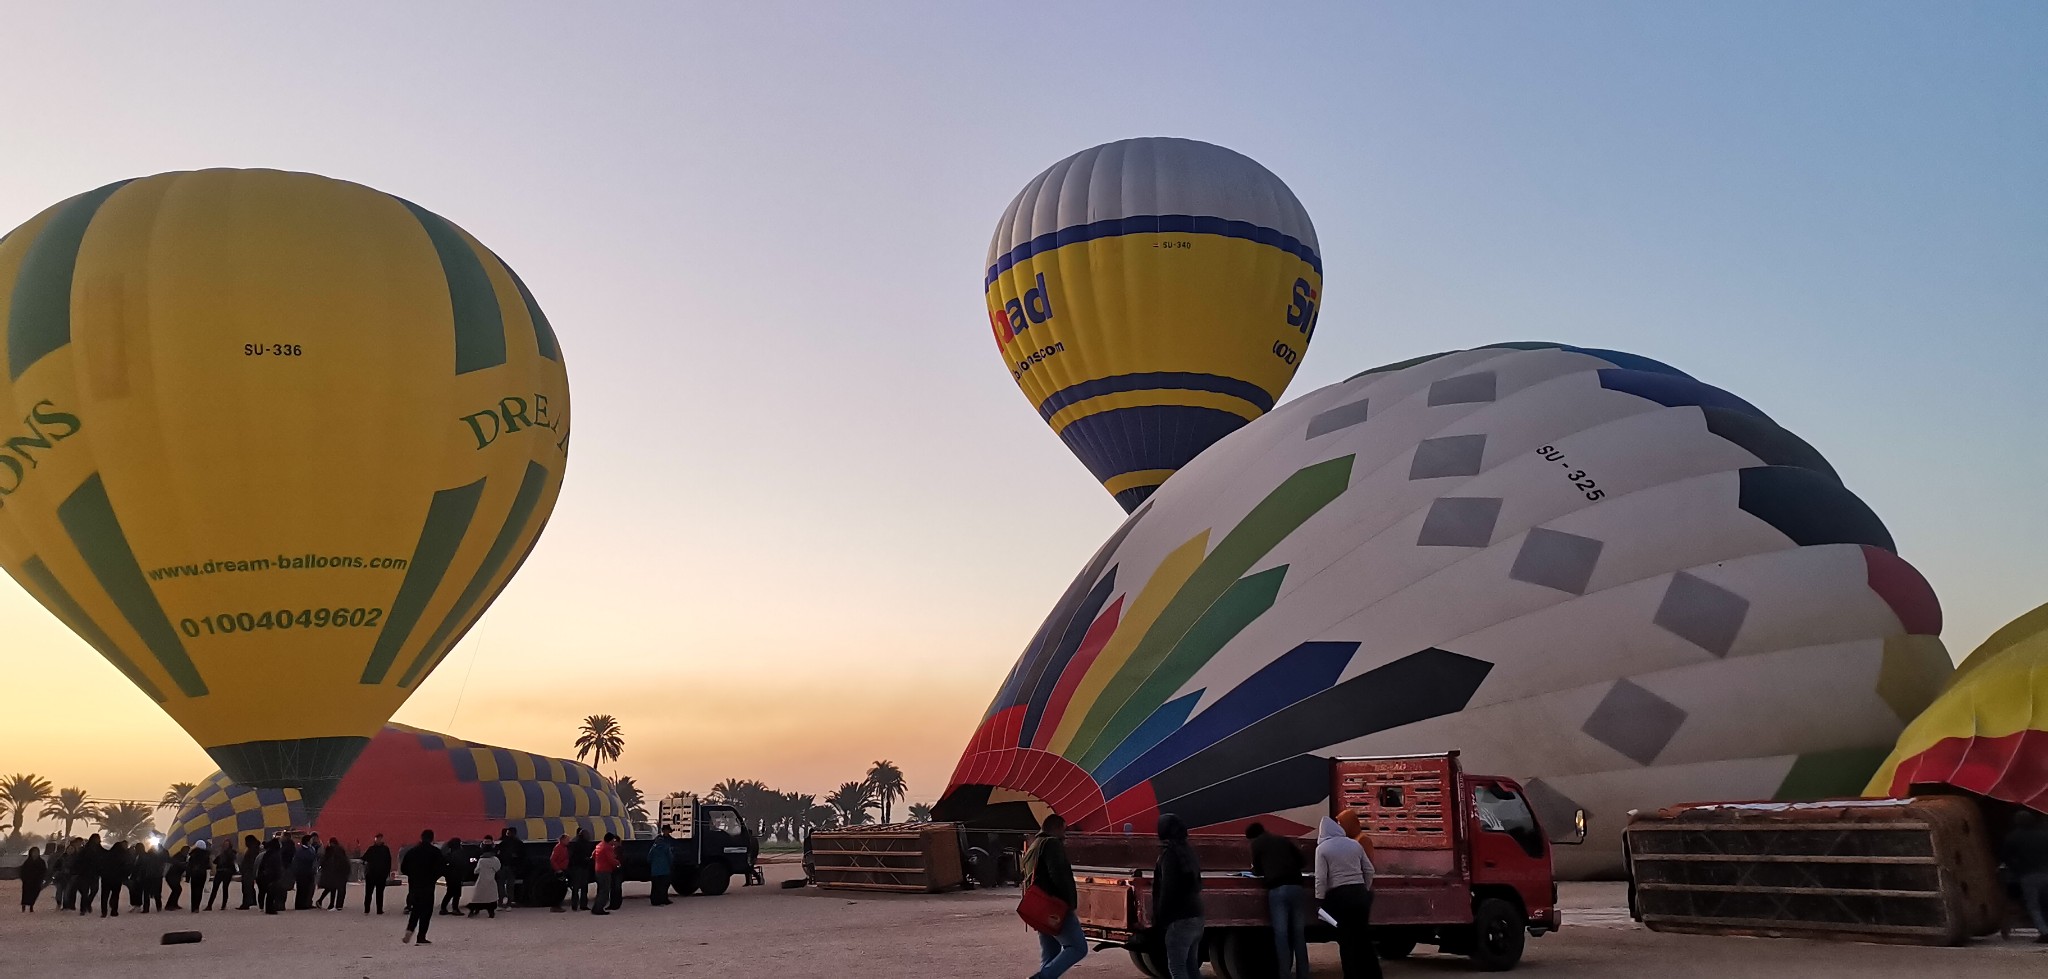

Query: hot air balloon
left=1867, top=602, right=2048, bottom=807
left=0, top=170, right=569, bottom=816
left=164, top=723, right=629, bottom=851
left=936, top=342, right=1951, bottom=876
left=986, top=137, right=1321, bottom=512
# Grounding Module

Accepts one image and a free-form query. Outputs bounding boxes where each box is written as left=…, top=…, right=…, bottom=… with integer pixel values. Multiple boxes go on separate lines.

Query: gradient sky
left=0, top=3, right=2042, bottom=829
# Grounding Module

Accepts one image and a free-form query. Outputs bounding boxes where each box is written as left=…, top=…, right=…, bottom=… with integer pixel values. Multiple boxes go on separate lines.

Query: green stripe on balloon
left=396, top=199, right=507, bottom=375
left=56, top=474, right=207, bottom=697
left=359, top=478, right=486, bottom=684
left=1063, top=454, right=1354, bottom=762
left=20, top=554, right=165, bottom=702
left=6, top=180, right=132, bottom=379
left=396, top=461, right=550, bottom=687
left=492, top=252, right=560, bottom=362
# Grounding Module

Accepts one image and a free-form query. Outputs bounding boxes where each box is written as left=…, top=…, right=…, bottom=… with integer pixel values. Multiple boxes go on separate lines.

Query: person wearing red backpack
left=1023, top=814, right=1085, bottom=979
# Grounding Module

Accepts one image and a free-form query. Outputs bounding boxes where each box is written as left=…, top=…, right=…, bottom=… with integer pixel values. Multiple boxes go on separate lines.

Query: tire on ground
left=1468, top=897, right=1528, bottom=972
left=696, top=861, right=732, bottom=897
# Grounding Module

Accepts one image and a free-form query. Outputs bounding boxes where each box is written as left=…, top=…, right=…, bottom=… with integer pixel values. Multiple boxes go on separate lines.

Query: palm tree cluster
left=696, top=760, right=932, bottom=841
left=0, top=773, right=193, bottom=848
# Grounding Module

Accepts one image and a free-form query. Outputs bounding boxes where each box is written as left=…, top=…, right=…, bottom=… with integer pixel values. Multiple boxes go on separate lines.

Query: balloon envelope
left=986, top=137, right=1321, bottom=511
left=0, top=170, right=569, bottom=810
left=938, top=343, right=1949, bottom=876
left=1867, top=602, right=2048, bottom=808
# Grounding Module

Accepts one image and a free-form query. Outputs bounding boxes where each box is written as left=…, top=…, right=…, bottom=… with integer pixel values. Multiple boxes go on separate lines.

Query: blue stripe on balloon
left=1018, top=568, right=1118, bottom=747
left=1098, top=641, right=1358, bottom=799
left=1056, top=405, right=1252, bottom=485
left=1037, top=372, right=1277, bottom=422
left=1090, top=692, right=1205, bottom=784
left=1597, top=369, right=1770, bottom=421
left=985, top=214, right=1323, bottom=288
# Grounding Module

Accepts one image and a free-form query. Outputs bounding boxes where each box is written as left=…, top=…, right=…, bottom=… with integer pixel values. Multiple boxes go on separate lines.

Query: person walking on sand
left=1315, top=816, right=1379, bottom=979
left=165, top=845, right=188, bottom=911
left=19, top=846, right=46, bottom=911
left=548, top=834, right=572, bottom=912
left=362, top=834, right=392, bottom=915
left=401, top=830, right=445, bottom=945
left=74, top=835, right=106, bottom=916
left=99, top=841, right=131, bottom=918
left=1153, top=814, right=1205, bottom=979
left=50, top=840, right=74, bottom=911
left=1025, top=814, right=1085, bottom=979
left=319, top=837, right=351, bottom=910
left=1248, top=822, right=1311, bottom=979
left=186, top=840, right=210, bottom=913
left=467, top=843, right=502, bottom=918
left=208, top=839, right=234, bottom=910
left=439, top=836, right=467, bottom=915
left=590, top=833, right=620, bottom=916
left=137, top=839, right=165, bottom=912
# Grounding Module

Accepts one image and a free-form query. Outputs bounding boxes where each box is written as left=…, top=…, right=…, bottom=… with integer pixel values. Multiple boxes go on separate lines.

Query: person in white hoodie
left=1314, top=816, right=1380, bottom=979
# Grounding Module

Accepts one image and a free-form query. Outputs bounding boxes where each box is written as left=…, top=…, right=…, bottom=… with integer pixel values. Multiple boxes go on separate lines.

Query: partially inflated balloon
left=0, top=170, right=569, bottom=811
left=939, top=343, right=1949, bottom=876
left=986, top=137, right=1321, bottom=511
left=1867, top=603, right=2048, bottom=807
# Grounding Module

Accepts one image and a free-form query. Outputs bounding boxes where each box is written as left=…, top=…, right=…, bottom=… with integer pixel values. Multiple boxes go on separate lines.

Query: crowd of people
left=1021, top=812, right=1383, bottom=979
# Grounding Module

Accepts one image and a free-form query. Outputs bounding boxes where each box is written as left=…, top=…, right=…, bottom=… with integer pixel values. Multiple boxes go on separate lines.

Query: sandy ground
left=5, top=869, right=2045, bottom=978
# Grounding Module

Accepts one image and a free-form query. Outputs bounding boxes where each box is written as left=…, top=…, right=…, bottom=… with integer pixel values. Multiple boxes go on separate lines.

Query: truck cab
left=614, top=793, right=754, bottom=896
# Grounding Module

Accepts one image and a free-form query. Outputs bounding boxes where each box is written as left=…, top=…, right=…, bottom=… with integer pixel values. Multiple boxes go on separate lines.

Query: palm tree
left=40, top=788, right=97, bottom=837
left=614, top=775, right=652, bottom=838
left=573, top=715, right=625, bottom=772
left=709, top=778, right=773, bottom=834
left=827, top=780, right=877, bottom=826
left=159, top=781, right=198, bottom=811
left=1, top=774, right=53, bottom=839
left=908, top=803, right=934, bottom=823
left=866, top=760, right=906, bottom=824
left=95, top=801, right=156, bottom=844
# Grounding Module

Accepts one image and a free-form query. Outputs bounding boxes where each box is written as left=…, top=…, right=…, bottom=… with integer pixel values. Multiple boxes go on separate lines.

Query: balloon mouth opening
left=204, top=735, right=372, bottom=827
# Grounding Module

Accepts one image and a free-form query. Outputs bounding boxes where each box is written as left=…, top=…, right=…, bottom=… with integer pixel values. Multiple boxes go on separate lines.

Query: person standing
left=237, top=835, right=261, bottom=909
left=19, top=846, right=46, bottom=911
left=401, top=830, right=445, bottom=945
left=137, top=841, right=165, bottom=912
left=1152, top=814, right=1205, bottom=979
left=548, top=834, right=572, bottom=912
left=362, top=834, right=393, bottom=915
left=1248, top=822, right=1311, bottom=979
left=2000, top=809, right=2048, bottom=941
left=648, top=827, right=675, bottom=906
left=467, top=843, right=502, bottom=917
left=207, top=840, right=234, bottom=909
left=319, top=837, right=351, bottom=910
left=51, top=841, right=75, bottom=911
left=99, top=841, right=131, bottom=918
left=293, top=834, right=319, bottom=910
left=1025, top=814, right=1086, bottom=979
left=1315, top=816, right=1380, bottom=979
left=567, top=830, right=593, bottom=911
left=496, top=829, right=521, bottom=908
left=590, top=833, right=620, bottom=916
left=186, top=840, right=210, bottom=913
left=439, top=837, right=467, bottom=915
left=74, top=836, right=106, bottom=916
left=165, top=846, right=188, bottom=911
left=256, top=838, right=285, bottom=914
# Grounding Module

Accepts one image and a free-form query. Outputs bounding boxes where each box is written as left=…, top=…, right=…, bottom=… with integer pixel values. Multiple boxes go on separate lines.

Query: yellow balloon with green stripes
left=0, top=169, right=569, bottom=813
left=986, top=137, right=1322, bottom=511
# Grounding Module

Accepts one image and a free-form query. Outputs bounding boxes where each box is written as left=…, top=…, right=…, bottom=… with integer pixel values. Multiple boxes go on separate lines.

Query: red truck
left=1066, top=752, right=1583, bottom=977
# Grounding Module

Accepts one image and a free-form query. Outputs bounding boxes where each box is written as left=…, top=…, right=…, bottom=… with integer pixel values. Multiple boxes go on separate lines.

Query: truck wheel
left=1468, top=899, right=1527, bottom=971
left=1212, top=928, right=1276, bottom=979
left=1376, top=936, right=1417, bottom=959
left=696, top=863, right=732, bottom=897
left=1127, top=946, right=1167, bottom=979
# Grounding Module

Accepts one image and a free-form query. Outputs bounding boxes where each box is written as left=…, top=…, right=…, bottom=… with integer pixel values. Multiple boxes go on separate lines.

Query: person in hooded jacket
left=185, top=841, right=210, bottom=913
left=467, top=843, right=502, bottom=917
left=19, top=846, right=46, bottom=911
left=318, top=837, right=351, bottom=909
left=1248, top=822, right=1311, bottom=979
left=362, top=834, right=393, bottom=915
left=1315, top=816, right=1379, bottom=979
left=648, top=828, right=676, bottom=906
left=1152, top=814, right=1205, bottom=979
left=257, top=838, right=285, bottom=914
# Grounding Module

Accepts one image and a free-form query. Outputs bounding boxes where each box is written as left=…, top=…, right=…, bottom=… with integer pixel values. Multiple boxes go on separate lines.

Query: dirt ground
left=5, top=869, right=2043, bottom=978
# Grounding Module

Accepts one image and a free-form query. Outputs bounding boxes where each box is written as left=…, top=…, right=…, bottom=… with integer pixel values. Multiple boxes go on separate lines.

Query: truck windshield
left=1473, top=783, right=1544, bottom=859
left=707, top=811, right=744, bottom=837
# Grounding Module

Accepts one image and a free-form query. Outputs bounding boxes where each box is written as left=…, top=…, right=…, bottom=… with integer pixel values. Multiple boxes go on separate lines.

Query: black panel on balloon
left=1154, top=754, right=1333, bottom=829
left=1701, top=408, right=1838, bottom=482
left=1737, top=466, right=1894, bottom=552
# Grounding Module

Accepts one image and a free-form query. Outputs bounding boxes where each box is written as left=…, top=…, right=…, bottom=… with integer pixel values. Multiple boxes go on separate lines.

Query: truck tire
left=1211, top=928, right=1275, bottom=979
left=1127, top=946, right=1167, bottom=979
left=1468, top=898, right=1527, bottom=971
left=696, top=862, right=732, bottom=897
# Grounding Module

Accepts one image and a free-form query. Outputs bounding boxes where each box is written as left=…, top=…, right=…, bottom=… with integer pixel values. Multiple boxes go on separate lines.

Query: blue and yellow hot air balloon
left=986, top=138, right=1322, bottom=511
left=0, top=170, right=569, bottom=815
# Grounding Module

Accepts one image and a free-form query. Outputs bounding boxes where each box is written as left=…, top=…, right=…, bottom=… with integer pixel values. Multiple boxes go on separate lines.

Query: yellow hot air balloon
left=0, top=169, right=569, bottom=813
left=1867, top=602, right=2048, bottom=807
left=986, top=137, right=1322, bottom=511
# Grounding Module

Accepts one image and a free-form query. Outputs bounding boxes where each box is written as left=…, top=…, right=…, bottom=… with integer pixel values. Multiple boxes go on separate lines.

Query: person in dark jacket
left=186, top=841, right=210, bottom=913
left=293, top=834, right=319, bottom=910
left=238, top=835, right=261, bottom=909
left=74, top=836, right=106, bottom=916
left=1152, top=814, right=1205, bottom=979
left=2001, top=809, right=2048, bottom=941
left=567, top=830, right=593, bottom=911
left=496, top=828, right=521, bottom=907
left=318, top=837, right=351, bottom=909
left=165, top=846, right=189, bottom=910
left=401, top=830, right=445, bottom=945
left=439, top=837, right=467, bottom=914
left=19, top=846, right=46, bottom=911
left=99, top=841, right=131, bottom=917
left=256, top=838, right=285, bottom=914
left=648, top=828, right=676, bottom=905
left=1248, top=822, right=1311, bottom=979
left=1026, top=814, right=1085, bottom=979
left=362, top=834, right=393, bottom=914
left=136, top=841, right=165, bottom=912
left=207, top=840, right=234, bottom=909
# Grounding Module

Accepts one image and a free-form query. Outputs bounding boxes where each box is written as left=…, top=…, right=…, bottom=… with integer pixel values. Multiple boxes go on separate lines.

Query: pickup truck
left=492, top=800, right=756, bottom=901
left=1067, top=752, right=1582, bottom=977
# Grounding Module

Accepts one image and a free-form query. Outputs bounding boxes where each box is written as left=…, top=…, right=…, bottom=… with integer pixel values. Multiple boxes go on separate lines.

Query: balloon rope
left=447, top=633, right=484, bottom=731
